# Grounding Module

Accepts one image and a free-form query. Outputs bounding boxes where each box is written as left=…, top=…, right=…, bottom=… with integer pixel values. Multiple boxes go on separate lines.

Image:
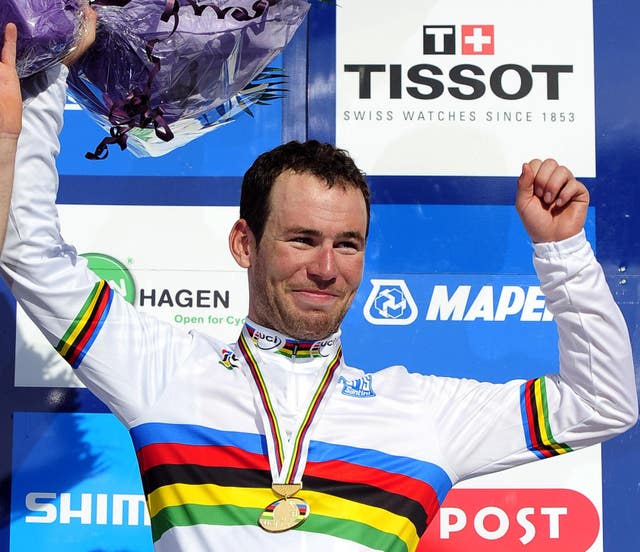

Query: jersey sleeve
left=0, top=65, right=195, bottom=426
left=425, top=231, right=637, bottom=482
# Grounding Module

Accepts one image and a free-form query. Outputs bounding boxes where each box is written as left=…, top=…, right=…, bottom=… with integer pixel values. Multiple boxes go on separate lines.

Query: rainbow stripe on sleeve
left=520, top=377, right=573, bottom=459
left=55, top=280, right=114, bottom=369
left=130, top=422, right=452, bottom=551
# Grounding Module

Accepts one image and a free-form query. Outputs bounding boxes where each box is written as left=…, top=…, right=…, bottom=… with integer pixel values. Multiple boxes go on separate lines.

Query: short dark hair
left=240, top=140, right=370, bottom=244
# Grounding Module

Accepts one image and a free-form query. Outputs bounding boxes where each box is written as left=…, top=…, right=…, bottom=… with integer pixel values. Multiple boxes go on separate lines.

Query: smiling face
left=230, top=170, right=368, bottom=340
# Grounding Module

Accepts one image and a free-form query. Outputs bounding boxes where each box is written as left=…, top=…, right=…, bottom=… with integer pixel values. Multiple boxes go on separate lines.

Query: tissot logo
left=337, top=0, right=595, bottom=177
left=423, top=25, right=495, bottom=55
left=345, top=22, right=572, bottom=101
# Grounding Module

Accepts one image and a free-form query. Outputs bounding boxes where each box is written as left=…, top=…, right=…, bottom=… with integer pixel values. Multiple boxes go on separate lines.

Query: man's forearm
left=0, top=135, right=18, bottom=251
left=0, top=22, right=21, bottom=251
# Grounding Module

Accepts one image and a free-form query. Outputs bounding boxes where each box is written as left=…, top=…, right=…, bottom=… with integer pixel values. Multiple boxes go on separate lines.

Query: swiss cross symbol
left=461, top=25, right=495, bottom=55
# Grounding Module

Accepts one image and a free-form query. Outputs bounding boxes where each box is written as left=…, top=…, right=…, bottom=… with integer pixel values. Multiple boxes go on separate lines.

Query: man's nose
left=308, top=244, right=337, bottom=281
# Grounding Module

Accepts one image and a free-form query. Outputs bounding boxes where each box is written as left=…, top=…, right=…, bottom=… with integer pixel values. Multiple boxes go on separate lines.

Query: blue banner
left=11, top=413, right=152, bottom=551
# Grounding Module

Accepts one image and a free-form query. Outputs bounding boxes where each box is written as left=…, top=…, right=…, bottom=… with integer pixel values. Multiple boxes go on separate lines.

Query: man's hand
left=515, top=158, right=589, bottom=243
left=0, top=23, right=21, bottom=139
left=62, top=6, right=97, bottom=67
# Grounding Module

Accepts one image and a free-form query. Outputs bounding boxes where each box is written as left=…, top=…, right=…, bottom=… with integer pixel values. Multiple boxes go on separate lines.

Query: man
left=0, top=20, right=637, bottom=552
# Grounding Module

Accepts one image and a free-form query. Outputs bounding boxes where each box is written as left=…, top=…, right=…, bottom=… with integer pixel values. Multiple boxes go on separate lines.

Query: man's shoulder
left=336, top=363, right=461, bottom=407
left=188, top=329, right=237, bottom=360
left=342, top=362, right=423, bottom=379
left=339, top=362, right=435, bottom=394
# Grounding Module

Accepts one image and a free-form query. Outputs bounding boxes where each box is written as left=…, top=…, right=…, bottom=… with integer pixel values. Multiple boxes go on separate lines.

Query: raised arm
left=0, top=23, right=21, bottom=251
left=1, top=9, right=197, bottom=426
left=0, top=7, right=96, bottom=251
left=425, top=159, right=637, bottom=481
left=519, top=159, right=637, bottom=438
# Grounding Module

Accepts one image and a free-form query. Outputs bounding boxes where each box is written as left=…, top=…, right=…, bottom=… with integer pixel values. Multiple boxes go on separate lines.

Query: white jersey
left=1, top=65, right=636, bottom=552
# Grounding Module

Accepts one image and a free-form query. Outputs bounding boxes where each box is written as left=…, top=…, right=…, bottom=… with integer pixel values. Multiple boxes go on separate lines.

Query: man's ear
left=229, top=219, right=255, bottom=269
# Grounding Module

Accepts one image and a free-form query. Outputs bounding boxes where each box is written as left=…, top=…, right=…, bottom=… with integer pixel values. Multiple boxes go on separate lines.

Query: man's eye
left=336, top=241, right=360, bottom=251
left=291, top=237, right=313, bottom=245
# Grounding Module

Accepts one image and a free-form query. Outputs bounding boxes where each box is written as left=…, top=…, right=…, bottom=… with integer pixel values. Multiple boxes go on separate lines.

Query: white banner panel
left=336, top=0, right=595, bottom=177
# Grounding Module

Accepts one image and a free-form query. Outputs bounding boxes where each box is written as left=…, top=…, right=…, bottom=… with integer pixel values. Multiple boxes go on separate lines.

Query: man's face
left=245, top=170, right=367, bottom=340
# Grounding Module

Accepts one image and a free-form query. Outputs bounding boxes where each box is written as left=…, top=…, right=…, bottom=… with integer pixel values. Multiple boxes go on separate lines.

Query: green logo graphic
left=80, top=253, right=136, bottom=305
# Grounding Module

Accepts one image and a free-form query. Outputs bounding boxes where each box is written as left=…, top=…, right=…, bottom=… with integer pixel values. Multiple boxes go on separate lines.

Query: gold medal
left=237, top=331, right=342, bottom=535
left=258, top=496, right=310, bottom=532
left=258, top=483, right=310, bottom=532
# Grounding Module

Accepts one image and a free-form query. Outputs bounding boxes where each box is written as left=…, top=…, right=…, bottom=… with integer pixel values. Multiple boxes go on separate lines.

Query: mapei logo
left=423, top=25, right=495, bottom=56
left=363, top=279, right=418, bottom=326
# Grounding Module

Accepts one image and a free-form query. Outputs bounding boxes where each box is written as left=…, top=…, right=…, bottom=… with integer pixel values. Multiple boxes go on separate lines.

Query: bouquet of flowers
left=68, top=0, right=311, bottom=158
left=0, top=0, right=86, bottom=77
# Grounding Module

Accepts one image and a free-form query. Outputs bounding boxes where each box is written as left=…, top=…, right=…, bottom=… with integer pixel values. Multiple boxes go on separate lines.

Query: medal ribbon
left=237, top=332, right=342, bottom=484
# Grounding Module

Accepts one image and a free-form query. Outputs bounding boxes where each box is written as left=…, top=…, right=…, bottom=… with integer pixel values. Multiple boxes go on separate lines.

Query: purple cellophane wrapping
left=0, top=0, right=85, bottom=78
left=67, top=0, right=310, bottom=157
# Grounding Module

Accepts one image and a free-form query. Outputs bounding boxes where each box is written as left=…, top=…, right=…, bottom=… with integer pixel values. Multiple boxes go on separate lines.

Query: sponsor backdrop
left=336, top=1, right=595, bottom=177
left=1, top=1, right=639, bottom=551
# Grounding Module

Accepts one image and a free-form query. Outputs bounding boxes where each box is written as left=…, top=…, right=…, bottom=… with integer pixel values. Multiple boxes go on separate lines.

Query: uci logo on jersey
left=253, top=331, right=283, bottom=350
left=363, top=279, right=418, bottom=325
left=310, top=338, right=339, bottom=357
left=219, top=349, right=239, bottom=370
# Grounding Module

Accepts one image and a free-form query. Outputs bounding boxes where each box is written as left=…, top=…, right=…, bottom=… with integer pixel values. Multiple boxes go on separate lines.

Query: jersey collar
left=243, top=319, right=342, bottom=360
